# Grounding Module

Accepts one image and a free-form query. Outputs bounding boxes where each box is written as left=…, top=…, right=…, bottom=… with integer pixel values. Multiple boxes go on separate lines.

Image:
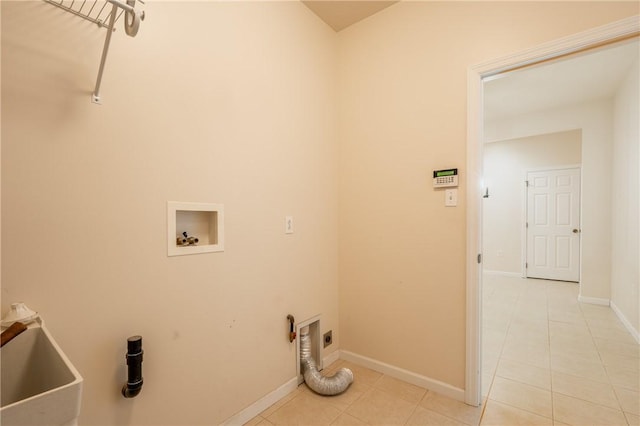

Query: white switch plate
left=445, top=189, right=457, bottom=207
left=285, top=216, right=294, bottom=234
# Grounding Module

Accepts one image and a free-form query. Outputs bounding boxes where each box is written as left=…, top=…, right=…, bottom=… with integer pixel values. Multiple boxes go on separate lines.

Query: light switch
left=445, top=189, right=458, bottom=207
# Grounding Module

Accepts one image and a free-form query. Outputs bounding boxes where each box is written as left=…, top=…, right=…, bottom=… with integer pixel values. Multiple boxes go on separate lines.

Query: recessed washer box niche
left=167, top=202, right=224, bottom=256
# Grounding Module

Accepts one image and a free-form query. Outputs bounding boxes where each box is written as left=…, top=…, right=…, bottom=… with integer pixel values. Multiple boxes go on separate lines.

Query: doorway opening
left=465, top=17, right=639, bottom=406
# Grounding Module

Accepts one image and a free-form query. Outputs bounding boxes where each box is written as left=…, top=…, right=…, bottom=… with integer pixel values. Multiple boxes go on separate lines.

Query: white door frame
left=465, top=16, right=639, bottom=406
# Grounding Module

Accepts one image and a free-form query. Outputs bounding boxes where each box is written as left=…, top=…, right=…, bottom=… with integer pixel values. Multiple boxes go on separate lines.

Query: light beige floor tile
left=553, top=393, right=628, bottom=426
left=548, top=309, right=587, bottom=326
left=495, top=358, right=551, bottom=390
left=548, top=321, right=590, bottom=339
left=615, top=386, right=640, bottom=415
left=595, top=337, right=640, bottom=359
left=606, top=365, right=640, bottom=391
left=482, top=373, right=494, bottom=398
left=588, top=325, right=638, bottom=344
left=550, top=353, right=608, bottom=382
left=488, top=376, right=552, bottom=418
left=501, top=343, right=550, bottom=370
left=483, top=351, right=501, bottom=377
left=330, top=413, right=367, bottom=425
left=549, top=329, right=596, bottom=346
left=552, top=422, right=571, bottom=426
left=512, top=309, right=548, bottom=323
left=260, top=386, right=305, bottom=418
left=484, top=313, right=513, bottom=333
left=549, top=342, right=601, bottom=364
left=256, top=419, right=275, bottom=426
left=419, top=391, right=483, bottom=425
left=580, top=304, right=618, bottom=320
left=406, top=406, right=466, bottom=425
left=626, top=412, right=640, bottom=426
left=266, top=392, right=342, bottom=426
left=549, top=331, right=595, bottom=347
left=551, top=371, right=619, bottom=409
left=586, top=316, right=627, bottom=331
left=301, top=380, right=370, bottom=412
left=337, top=361, right=383, bottom=387
left=504, top=331, right=548, bottom=349
left=345, top=388, right=416, bottom=425
left=509, top=317, right=549, bottom=332
left=600, top=352, right=640, bottom=372
left=483, top=328, right=507, bottom=354
left=374, top=375, right=426, bottom=404
left=480, top=400, right=552, bottom=425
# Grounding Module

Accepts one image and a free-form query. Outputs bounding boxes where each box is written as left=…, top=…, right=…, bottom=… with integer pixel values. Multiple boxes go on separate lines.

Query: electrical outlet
left=285, top=216, right=294, bottom=234
left=323, top=330, right=332, bottom=348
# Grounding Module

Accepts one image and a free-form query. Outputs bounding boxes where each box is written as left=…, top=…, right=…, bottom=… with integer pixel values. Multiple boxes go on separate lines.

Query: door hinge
left=525, top=180, right=529, bottom=187
left=526, top=222, right=529, bottom=228
left=525, top=262, right=528, bottom=268
left=477, top=253, right=482, bottom=264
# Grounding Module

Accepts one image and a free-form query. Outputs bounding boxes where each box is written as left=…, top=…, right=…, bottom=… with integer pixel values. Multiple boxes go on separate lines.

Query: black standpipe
left=122, top=335, right=143, bottom=398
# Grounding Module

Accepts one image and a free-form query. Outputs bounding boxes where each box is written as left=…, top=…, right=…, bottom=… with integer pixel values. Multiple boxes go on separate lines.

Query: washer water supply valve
left=287, top=314, right=296, bottom=342
left=122, top=335, right=143, bottom=398
left=177, top=231, right=199, bottom=247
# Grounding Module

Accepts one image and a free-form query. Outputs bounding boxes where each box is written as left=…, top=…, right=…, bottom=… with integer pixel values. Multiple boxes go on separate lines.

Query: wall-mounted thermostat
left=433, top=168, right=458, bottom=188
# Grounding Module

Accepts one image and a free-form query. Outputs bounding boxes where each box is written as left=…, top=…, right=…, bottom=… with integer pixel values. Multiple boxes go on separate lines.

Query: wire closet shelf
left=43, top=0, right=146, bottom=104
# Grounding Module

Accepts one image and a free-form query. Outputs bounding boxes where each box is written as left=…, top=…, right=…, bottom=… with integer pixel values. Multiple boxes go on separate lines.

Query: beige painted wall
left=2, top=1, right=639, bottom=424
left=2, top=2, right=338, bottom=424
left=483, top=131, right=582, bottom=274
left=337, top=2, right=637, bottom=389
left=611, top=58, right=639, bottom=336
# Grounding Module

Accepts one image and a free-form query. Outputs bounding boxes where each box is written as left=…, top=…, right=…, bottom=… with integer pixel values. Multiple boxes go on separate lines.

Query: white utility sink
left=1, top=317, right=83, bottom=426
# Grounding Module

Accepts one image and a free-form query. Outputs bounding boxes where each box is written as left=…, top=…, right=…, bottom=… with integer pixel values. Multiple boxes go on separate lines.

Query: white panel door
left=526, top=168, right=581, bottom=282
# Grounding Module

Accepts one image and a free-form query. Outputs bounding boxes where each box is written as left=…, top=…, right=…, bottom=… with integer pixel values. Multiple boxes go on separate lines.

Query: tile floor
left=246, top=276, right=639, bottom=425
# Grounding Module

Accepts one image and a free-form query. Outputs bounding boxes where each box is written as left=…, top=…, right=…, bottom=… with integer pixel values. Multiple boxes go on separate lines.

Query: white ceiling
left=302, top=1, right=398, bottom=32
left=484, top=39, right=639, bottom=122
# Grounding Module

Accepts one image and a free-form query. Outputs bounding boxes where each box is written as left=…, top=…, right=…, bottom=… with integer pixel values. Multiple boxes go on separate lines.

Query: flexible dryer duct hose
left=300, top=327, right=353, bottom=396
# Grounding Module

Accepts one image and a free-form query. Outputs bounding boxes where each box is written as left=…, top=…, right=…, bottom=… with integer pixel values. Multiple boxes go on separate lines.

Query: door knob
left=572, top=229, right=581, bottom=234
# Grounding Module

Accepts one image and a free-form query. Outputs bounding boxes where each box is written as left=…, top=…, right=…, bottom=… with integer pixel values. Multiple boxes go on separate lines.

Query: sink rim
left=0, top=316, right=83, bottom=411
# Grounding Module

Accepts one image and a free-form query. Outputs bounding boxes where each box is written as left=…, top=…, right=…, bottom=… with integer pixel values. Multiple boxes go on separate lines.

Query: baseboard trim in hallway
left=340, top=350, right=465, bottom=403
left=611, top=300, right=640, bottom=344
left=578, top=295, right=610, bottom=306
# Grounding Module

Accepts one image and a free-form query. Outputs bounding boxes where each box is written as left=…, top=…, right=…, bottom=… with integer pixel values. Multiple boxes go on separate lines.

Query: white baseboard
left=222, top=349, right=467, bottom=424
left=578, top=295, right=610, bottom=306
left=483, top=270, right=522, bottom=278
left=340, top=350, right=465, bottom=402
left=222, top=376, right=298, bottom=426
left=610, top=301, right=640, bottom=344
left=222, top=350, right=345, bottom=424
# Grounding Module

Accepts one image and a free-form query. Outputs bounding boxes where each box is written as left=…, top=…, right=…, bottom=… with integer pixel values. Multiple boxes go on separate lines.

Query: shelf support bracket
left=91, top=2, right=118, bottom=104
